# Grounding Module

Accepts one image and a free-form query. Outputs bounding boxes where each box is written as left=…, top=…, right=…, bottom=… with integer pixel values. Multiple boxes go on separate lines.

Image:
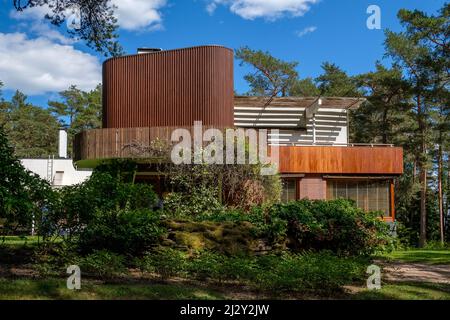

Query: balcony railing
left=74, top=127, right=404, bottom=175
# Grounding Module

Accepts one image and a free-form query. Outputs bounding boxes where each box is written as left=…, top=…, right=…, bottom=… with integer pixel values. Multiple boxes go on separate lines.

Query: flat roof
left=234, top=96, right=367, bottom=110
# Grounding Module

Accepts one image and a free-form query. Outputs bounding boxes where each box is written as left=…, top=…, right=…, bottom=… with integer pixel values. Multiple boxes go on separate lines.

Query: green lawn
left=354, top=282, right=450, bottom=300
left=0, top=236, right=40, bottom=246
left=0, top=278, right=226, bottom=300
left=380, top=249, right=450, bottom=265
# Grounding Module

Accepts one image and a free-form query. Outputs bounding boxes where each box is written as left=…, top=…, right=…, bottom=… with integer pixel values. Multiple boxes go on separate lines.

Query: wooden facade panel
left=103, top=46, right=234, bottom=129
left=277, top=146, right=403, bottom=175
left=280, top=146, right=403, bottom=175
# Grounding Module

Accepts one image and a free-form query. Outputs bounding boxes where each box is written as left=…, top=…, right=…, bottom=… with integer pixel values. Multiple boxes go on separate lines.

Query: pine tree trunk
left=438, top=144, right=444, bottom=244
left=418, top=95, right=427, bottom=248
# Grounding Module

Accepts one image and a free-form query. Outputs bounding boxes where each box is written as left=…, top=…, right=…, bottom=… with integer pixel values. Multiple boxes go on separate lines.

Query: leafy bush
left=254, top=252, right=365, bottom=293
left=55, top=171, right=158, bottom=237
left=163, top=186, right=224, bottom=217
left=138, top=248, right=187, bottom=279
left=266, top=199, right=393, bottom=256
left=79, top=250, right=127, bottom=279
left=78, top=209, right=165, bottom=255
left=138, top=249, right=367, bottom=293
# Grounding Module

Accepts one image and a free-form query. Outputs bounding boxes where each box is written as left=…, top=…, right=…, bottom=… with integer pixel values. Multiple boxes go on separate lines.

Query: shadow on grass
left=0, top=278, right=227, bottom=300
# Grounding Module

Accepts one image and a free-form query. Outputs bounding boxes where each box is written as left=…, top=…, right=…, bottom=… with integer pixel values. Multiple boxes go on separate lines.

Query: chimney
left=137, top=48, right=163, bottom=54
left=58, top=129, right=68, bottom=159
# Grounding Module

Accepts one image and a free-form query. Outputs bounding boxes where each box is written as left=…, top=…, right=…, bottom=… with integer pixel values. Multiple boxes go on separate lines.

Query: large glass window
left=327, top=180, right=391, bottom=217
left=281, top=179, right=297, bottom=202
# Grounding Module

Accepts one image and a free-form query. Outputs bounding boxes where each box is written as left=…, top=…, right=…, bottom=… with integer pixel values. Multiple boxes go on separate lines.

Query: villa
left=73, top=45, right=403, bottom=221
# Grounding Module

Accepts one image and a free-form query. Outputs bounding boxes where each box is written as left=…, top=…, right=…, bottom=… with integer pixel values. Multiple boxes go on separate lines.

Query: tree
left=351, top=63, right=410, bottom=144
left=48, top=84, right=102, bottom=156
left=0, top=125, right=53, bottom=235
left=316, top=62, right=361, bottom=97
left=12, top=0, right=123, bottom=57
left=385, top=3, right=449, bottom=246
left=289, top=78, right=320, bottom=97
left=236, top=46, right=299, bottom=99
left=2, top=90, right=59, bottom=157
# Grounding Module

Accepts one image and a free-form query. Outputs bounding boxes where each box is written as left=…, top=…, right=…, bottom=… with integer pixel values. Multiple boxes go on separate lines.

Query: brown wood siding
left=277, top=146, right=403, bottom=175
left=102, top=46, right=234, bottom=129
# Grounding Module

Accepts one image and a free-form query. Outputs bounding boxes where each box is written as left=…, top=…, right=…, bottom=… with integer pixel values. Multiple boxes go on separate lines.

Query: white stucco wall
left=20, top=159, right=92, bottom=187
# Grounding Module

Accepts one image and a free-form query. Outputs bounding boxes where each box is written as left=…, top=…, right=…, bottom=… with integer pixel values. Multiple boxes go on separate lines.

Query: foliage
left=0, top=91, right=60, bottom=157
left=316, top=62, right=361, bottom=97
left=79, top=250, right=127, bottom=279
left=13, top=0, right=123, bottom=57
left=53, top=170, right=158, bottom=237
left=236, top=46, right=298, bottom=97
left=163, top=186, right=224, bottom=217
left=137, top=248, right=367, bottom=293
left=138, top=248, right=187, bottom=280
left=78, top=209, right=165, bottom=255
left=254, top=252, right=365, bottom=292
left=266, top=199, right=393, bottom=256
left=0, top=126, right=55, bottom=235
left=48, top=85, right=102, bottom=156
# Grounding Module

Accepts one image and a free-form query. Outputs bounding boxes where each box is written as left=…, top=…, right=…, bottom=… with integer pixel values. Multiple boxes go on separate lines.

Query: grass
left=0, top=278, right=227, bottom=300
left=354, top=282, right=450, bottom=300
left=380, top=249, right=450, bottom=265
left=0, top=236, right=41, bottom=246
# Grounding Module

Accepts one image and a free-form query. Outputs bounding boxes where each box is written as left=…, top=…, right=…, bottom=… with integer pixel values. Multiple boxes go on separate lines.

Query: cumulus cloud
left=0, top=33, right=101, bottom=95
left=11, top=0, right=167, bottom=32
left=111, top=0, right=166, bottom=30
left=206, top=0, right=319, bottom=20
left=295, top=26, right=317, bottom=37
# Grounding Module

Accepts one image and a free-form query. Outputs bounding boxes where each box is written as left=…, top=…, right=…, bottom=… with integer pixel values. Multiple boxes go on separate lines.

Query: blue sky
left=0, top=0, right=445, bottom=107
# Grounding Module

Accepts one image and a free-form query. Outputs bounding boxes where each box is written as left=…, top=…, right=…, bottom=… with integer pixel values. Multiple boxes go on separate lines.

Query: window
left=327, top=180, right=391, bottom=217
left=281, top=179, right=297, bottom=202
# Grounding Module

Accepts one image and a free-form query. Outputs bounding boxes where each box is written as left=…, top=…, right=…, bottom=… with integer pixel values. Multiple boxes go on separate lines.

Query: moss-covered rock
left=161, top=219, right=271, bottom=255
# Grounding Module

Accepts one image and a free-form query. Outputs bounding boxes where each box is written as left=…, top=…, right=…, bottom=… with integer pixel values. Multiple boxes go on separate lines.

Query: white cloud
left=0, top=33, right=101, bottom=95
left=11, top=1, right=167, bottom=32
left=111, top=0, right=166, bottom=30
left=295, top=26, right=317, bottom=37
left=207, top=0, right=319, bottom=20
left=9, top=5, right=76, bottom=45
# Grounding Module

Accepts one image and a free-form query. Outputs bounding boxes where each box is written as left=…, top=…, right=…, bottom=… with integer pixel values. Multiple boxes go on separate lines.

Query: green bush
left=80, top=250, right=127, bottom=279
left=56, top=171, right=158, bottom=237
left=78, top=209, right=165, bottom=255
left=139, top=248, right=187, bottom=279
left=267, top=199, right=393, bottom=256
left=163, top=186, right=224, bottom=217
left=254, top=252, right=366, bottom=293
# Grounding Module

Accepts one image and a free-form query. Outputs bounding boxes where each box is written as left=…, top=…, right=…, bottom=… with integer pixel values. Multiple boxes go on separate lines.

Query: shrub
left=56, top=170, right=159, bottom=237
left=80, top=250, right=127, bottom=279
left=163, top=186, right=224, bottom=217
left=187, top=251, right=224, bottom=281
left=139, top=248, right=187, bottom=279
left=254, top=251, right=366, bottom=293
left=267, top=199, right=392, bottom=256
left=78, top=209, right=165, bottom=255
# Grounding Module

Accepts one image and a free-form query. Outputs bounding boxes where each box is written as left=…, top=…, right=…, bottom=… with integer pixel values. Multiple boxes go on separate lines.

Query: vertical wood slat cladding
left=277, top=146, right=404, bottom=174
left=102, top=46, right=234, bottom=129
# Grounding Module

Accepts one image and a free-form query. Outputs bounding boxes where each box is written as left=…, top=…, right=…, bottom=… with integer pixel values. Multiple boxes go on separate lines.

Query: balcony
left=74, top=127, right=403, bottom=176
